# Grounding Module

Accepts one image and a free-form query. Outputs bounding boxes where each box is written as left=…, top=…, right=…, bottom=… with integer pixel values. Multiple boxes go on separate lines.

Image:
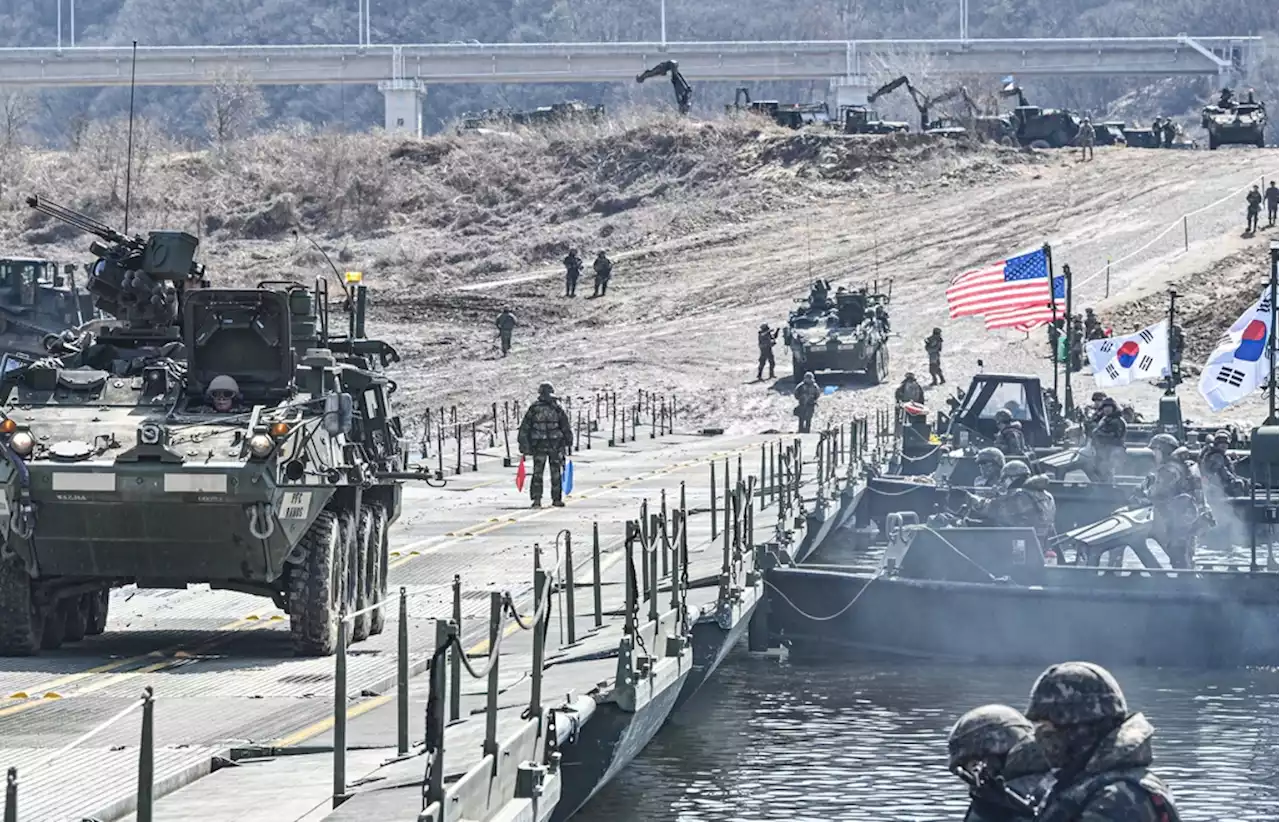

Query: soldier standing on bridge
left=925, top=327, right=945, bottom=386
left=1246, top=185, right=1263, bottom=233
left=517, top=383, right=574, bottom=508
left=495, top=307, right=517, bottom=357
left=1075, top=116, right=1095, bottom=161
left=592, top=251, right=612, bottom=297
left=1265, top=181, right=1278, bottom=227
left=756, top=323, right=778, bottom=381
left=563, top=248, right=583, bottom=297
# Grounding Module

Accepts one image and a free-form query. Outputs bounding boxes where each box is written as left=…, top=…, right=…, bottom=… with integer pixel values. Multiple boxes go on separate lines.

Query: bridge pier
left=377, top=78, right=425, bottom=137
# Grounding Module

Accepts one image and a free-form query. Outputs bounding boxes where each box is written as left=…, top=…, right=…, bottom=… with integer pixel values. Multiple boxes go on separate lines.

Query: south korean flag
left=1085, top=319, right=1171, bottom=388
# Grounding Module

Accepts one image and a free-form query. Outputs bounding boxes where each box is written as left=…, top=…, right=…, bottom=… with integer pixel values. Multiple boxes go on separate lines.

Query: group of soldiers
left=492, top=250, right=616, bottom=356
left=1147, top=117, right=1180, bottom=148
left=1245, top=182, right=1279, bottom=234
left=947, top=661, right=1180, bottom=821
left=1047, top=310, right=1184, bottom=382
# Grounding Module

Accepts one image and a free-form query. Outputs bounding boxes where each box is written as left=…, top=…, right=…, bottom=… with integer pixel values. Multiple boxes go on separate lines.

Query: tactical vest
left=1039, top=768, right=1182, bottom=822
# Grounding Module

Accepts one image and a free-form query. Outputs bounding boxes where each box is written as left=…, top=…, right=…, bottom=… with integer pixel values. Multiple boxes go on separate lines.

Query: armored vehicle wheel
left=289, top=510, right=343, bottom=657
left=87, top=589, right=110, bottom=636
left=338, top=510, right=358, bottom=646
left=367, top=505, right=389, bottom=636
left=1256, top=135, right=1265, bottom=149
left=866, top=347, right=887, bottom=385
left=0, top=557, right=42, bottom=655
left=40, top=605, right=66, bottom=651
left=1208, top=134, right=1219, bottom=150
left=352, top=507, right=373, bottom=642
left=61, top=595, right=90, bottom=643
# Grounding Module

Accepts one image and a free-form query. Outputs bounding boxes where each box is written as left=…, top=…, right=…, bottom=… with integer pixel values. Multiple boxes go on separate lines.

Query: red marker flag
left=515, top=456, right=527, bottom=492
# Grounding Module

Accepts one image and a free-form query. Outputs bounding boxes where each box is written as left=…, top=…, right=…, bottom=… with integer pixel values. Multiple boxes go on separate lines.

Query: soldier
left=1087, top=397, right=1127, bottom=483
left=925, top=327, right=945, bottom=386
left=756, top=323, right=779, bottom=381
left=874, top=303, right=891, bottom=333
left=495, top=307, right=517, bottom=357
left=517, top=383, right=574, bottom=509
left=1140, top=433, right=1206, bottom=569
left=1120, top=403, right=1144, bottom=424
left=1199, top=429, right=1247, bottom=497
left=966, top=461, right=1056, bottom=543
left=592, top=251, right=612, bottom=297
left=207, top=374, right=241, bottom=413
left=793, top=371, right=821, bottom=433
left=973, top=447, right=1006, bottom=491
left=1068, top=318, right=1084, bottom=373
left=1161, top=118, right=1177, bottom=149
left=1082, top=308, right=1104, bottom=341
left=895, top=372, right=926, bottom=404
left=809, top=279, right=830, bottom=311
left=1074, top=116, right=1094, bottom=161
left=1265, top=180, right=1279, bottom=227
left=1026, top=662, right=1181, bottom=822
left=1150, top=117, right=1164, bottom=148
left=1218, top=87, right=1235, bottom=109
left=947, top=704, right=1052, bottom=822
left=563, top=249, right=583, bottom=297
left=993, top=410, right=1028, bottom=458
left=1246, top=185, right=1263, bottom=233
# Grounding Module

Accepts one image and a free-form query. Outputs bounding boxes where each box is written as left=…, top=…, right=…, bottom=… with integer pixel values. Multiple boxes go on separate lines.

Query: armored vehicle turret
left=783, top=282, right=890, bottom=382
left=0, top=257, right=96, bottom=359
left=0, top=197, right=420, bottom=657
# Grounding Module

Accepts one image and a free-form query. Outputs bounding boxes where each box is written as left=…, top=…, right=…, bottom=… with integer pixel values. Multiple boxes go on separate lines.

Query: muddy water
left=576, top=655, right=1279, bottom=822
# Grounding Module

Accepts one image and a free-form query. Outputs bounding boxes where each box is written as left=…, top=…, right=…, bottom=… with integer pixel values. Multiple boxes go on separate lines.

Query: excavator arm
left=998, top=83, right=1030, bottom=108
left=637, top=60, right=692, bottom=115
left=869, top=75, right=934, bottom=131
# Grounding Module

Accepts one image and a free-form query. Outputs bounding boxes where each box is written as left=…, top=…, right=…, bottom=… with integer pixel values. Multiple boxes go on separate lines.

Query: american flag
left=946, top=248, right=1065, bottom=332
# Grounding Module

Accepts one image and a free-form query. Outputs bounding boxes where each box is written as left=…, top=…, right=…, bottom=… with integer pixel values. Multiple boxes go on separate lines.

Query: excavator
left=867, top=75, right=967, bottom=134
left=636, top=60, right=692, bottom=115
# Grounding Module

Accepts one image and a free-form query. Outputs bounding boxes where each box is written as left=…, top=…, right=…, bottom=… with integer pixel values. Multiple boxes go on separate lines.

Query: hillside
left=2, top=119, right=1274, bottom=436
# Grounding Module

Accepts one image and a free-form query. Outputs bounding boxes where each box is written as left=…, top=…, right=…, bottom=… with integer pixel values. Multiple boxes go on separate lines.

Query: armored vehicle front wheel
left=289, top=510, right=343, bottom=657
left=87, top=589, right=110, bottom=636
left=0, top=557, right=42, bottom=655
left=368, top=505, right=389, bottom=636
left=352, top=508, right=374, bottom=642
left=866, top=346, right=887, bottom=385
left=61, top=595, right=91, bottom=643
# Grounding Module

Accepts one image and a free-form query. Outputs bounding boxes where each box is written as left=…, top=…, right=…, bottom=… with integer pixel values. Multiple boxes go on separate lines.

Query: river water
left=577, top=655, right=1279, bottom=822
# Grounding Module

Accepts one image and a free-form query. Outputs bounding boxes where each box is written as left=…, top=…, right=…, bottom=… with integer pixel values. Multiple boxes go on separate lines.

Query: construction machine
left=728, top=88, right=831, bottom=129
left=636, top=60, right=692, bottom=115
left=868, top=76, right=968, bottom=134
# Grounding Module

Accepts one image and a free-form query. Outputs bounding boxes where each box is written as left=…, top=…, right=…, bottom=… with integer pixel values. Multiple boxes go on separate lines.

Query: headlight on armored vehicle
left=8, top=431, right=34, bottom=456
left=248, top=433, right=275, bottom=458
left=269, top=422, right=291, bottom=438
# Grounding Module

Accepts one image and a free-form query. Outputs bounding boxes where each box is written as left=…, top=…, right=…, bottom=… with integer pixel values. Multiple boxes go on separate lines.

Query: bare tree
left=0, top=91, right=33, bottom=148
left=199, top=69, right=267, bottom=145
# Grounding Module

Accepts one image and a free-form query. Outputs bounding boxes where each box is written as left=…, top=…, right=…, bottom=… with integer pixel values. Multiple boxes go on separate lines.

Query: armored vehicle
left=0, top=257, right=96, bottom=358
left=840, top=105, right=910, bottom=135
left=0, top=197, right=420, bottom=657
left=1201, top=102, right=1267, bottom=149
left=783, top=284, right=890, bottom=382
left=1008, top=106, right=1081, bottom=149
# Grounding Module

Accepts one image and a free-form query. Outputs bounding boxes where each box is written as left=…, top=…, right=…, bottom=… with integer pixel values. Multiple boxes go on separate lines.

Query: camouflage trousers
left=529, top=452, right=565, bottom=503
left=796, top=403, right=816, bottom=433
left=757, top=349, right=775, bottom=380
left=927, top=357, right=944, bottom=384
left=1088, top=444, right=1124, bottom=484
left=1152, top=505, right=1197, bottom=569
left=499, top=330, right=512, bottom=356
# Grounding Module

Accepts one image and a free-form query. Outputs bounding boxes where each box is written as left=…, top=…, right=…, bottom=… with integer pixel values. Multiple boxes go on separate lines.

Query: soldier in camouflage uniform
left=517, top=383, right=574, bottom=508
left=1198, top=429, right=1247, bottom=497
left=1068, top=318, right=1084, bottom=373
left=895, top=372, right=926, bottom=405
left=925, top=328, right=945, bottom=385
left=966, top=461, right=1057, bottom=543
left=1246, top=185, right=1263, bottom=233
left=563, top=249, right=583, bottom=297
left=793, top=371, right=821, bottom=433
left=1086, top=397, right=1127, bottom=484
left=495, top=307, right=517, bottom=357
left=948, top=704, right=1052, bottom=822
left=973, top=447, right=1006, bottom=493
left=592, top=251, right=612, bottom=297
left=1140, top=433, right=1206, bottom=569
left=1027, top=661, right=1182, bottom=822
left=1083, top=308, right=1105, bottom=341
left=1075, top=116, right=1095, bottom=161
left=994, top=409, right=1030, bottom=460
left=757, top=323, right=779, bottom=381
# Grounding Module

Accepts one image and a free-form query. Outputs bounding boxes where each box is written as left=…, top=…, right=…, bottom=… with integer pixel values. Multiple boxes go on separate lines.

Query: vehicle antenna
left=291, top=224, right=351, bottom=309
left=123, top=39, right=138, bottom=235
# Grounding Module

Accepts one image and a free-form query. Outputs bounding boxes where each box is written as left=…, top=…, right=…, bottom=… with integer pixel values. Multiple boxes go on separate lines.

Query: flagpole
left=1165, top=289, right=1179, bottom=396
left=1044, top=243, right=1060, bottom=409
left=1062, top=262, right=1074, bottom=417
left=1267, top=239, right=1278, bottom=425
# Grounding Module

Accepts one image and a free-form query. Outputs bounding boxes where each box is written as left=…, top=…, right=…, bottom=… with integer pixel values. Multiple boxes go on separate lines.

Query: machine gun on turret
left=25, top=195, right=203, bottom=337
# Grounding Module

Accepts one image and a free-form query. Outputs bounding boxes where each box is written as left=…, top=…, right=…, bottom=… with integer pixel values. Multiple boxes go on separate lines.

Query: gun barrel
left=25, top=195, right=128, bottom=244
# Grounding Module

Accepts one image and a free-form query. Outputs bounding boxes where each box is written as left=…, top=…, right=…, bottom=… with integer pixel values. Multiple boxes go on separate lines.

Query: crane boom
left=636, top=60, right=692, bottom=115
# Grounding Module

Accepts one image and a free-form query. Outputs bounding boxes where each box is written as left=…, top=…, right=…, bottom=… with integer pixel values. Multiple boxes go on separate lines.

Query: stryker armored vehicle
left=783, top=283, right=890, bottom=382
left=0, top=257, right=96, bottom=358
left=0, top=196, right=424, bottom=657
left=1201, top=101, right=1267, bottom=149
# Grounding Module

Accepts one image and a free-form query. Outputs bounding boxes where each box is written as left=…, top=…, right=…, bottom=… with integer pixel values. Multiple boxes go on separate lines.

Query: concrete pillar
left=378, top=79, right=426, bottom=137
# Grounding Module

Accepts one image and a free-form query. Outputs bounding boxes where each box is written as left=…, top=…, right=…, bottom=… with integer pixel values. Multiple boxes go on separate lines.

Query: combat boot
left=552, top=499, right=565, bottom=508
left=531, top=499, right=542, bottom=508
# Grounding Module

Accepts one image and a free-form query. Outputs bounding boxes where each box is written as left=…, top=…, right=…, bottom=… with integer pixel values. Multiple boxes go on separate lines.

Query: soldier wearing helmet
left=495, top=307, right=517, bottom=357
left=1139, top=433, right=1205, bottom=568
left=1086, top=397, right=1126, bottom=484
left=948, top=704, right=1051, bottom=821
left=206, top=375, right=240, bottom=413
left=993, top=409, right=1029, bottom=460
left=756, top=323, right=779, bottom=382
left=966, top=459, right=1056, bottom=542
left=895, top=372, right=925, bottom=405
left=517, top=382, right=573, bottom=508
left=1026, top=662, right=1181, bottom=822
left=793, top=371, right=821, bottom=433
left=1198, top=429, right=1246, bottom=497
left=925, top=327, right=945, bottom=386
left=974, top=447, right=1006, bottom=491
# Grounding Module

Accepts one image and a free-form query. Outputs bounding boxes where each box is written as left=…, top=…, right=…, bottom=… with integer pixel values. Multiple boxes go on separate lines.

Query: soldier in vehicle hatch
left=495, top=307, right=517, bottom=357
left=592, top=251, right=612, bottom=297
left=925, top=328, right=944, bottom=385
left=756, top=323, right=778, bottom=381
left=563, top=249, right=583, bottom=297
left=1218, top=87, right=1235, bottom=109
left=1086, top=397, right=1127, bottom=483
left=966, top=460, right=1056, bottom=543
left=793, top=371, right=821, bottom=433
left=895, top=372, right=925, bottom=404
left=207, top=375, right=241, bottom=413
left=517, top=382, right=574, bottom=509
left=947, top=704, right=1051, bottom=822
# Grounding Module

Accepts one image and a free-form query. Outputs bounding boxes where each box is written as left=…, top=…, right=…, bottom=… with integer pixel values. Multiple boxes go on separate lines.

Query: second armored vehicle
left=783, top=282, right=890, bottom=382
left=1201, top=101, right=1267, bottom=149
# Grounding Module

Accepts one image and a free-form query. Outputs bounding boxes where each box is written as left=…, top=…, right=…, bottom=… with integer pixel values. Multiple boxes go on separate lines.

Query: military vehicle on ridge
left=728, top=88, right=832, bottom=129
left=1201, top=100, right=1267, bottom=149
left=0, top=257, right=96, bottom=359
left=783, top=281, right=890, bottom=382
left=0, top=196, right=421, bottom=657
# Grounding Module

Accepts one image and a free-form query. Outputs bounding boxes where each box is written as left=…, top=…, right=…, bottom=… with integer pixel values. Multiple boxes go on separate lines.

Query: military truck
left=728, top=88, right=832, bottom=129
left=459, top=100, right=605, bottom=132
left=0, top=257, right=96, bottom=358
left=0, top=197, right=424, bottom=657
left=1201, top=101, right=1267, bottom=149
left=839, top=105, right=910, bottom=135
left=783, top=285, right=890, bottom=382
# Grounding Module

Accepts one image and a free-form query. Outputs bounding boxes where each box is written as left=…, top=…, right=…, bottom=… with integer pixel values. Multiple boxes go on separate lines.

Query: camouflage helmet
left=537, top=382, right=555, bottom=397
left=904, top=372, right=916, bottom=381
left=976, top=447, right=1005, bottom=468
left=1212, top=429, right=1232, bottom=444
left=1099, top=396, right=1117, bottom=411
left=994, top=409, right=1012, bottom=424
left=947, top=704, right=1035, bottom=770
left=1025, top=661, right=1127, bottom=726
left=207, top=374, right=240, bottom=397
left=803, top=371, right=816, bottom=382
left=1008, top=420, right=1023, bottom=430
left=760, top=323, right=770, bottom=331
left=1148, top=433, right=1179, bottom=455
left=1000, top=460, right=1031, bottom=482
left=1091, top=391, right=1106, bottom=403
left=932, top=327, right=941, bottom=335
left=1085, top=307, right=1096, bottom=315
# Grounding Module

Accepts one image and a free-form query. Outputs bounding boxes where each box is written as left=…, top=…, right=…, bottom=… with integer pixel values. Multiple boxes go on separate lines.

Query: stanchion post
left=471, top=421, right=478, bottom=471
left=426, top=619, right=448, bottom=806
left=722, top=458, right=730, bottom=559
left=592, top=523, right=603, bottom=628
left=3, top=767, right=15, bottom=822
left=397, top=587, right=410, bottom=755
left=1183, top=215, right=1189, bottom=251
left=529, top=569, right=547, bottom=717
left=659, top=489, right=669, bottom=577
left=333, top=618, right=348, bottom=807
left=710, top=461, right=718, bottom=540
left=137, top=687, right=155, bottom=822
left=564, top=531, right=577, bottom=645
left=648, top=526, right=659, bottom=623
left=624, top=522, right=638, bottom=636
left=640, top=500, right=651, bottom=601
left=450, top=575, right=462, bottom=721
left=490, top=401, right=498, bottom=448
left=482, top=592, right=502, bottom=762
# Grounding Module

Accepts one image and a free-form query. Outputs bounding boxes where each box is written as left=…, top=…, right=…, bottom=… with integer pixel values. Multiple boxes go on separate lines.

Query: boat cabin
left=946, top=373, right=1053, bottom=449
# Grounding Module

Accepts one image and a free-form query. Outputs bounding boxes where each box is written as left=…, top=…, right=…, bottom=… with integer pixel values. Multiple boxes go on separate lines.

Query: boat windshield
left=974, top=382, right=1032, bottom=421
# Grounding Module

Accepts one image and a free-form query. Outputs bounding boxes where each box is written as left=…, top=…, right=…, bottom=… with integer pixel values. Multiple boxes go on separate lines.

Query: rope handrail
left=23, top=689, right=150, bottom=775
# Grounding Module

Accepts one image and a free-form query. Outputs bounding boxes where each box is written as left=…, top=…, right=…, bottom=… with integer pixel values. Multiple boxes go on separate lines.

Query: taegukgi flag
left=1199, top=288, right=1275, bottom=412
left=1085, top=320, right=1170, bottom=388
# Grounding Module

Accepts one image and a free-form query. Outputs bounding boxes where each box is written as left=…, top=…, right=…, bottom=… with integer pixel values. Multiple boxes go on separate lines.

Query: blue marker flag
left=823, top=385, right=838, bottom=395
left=562, top=460, right=574, bottom=495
